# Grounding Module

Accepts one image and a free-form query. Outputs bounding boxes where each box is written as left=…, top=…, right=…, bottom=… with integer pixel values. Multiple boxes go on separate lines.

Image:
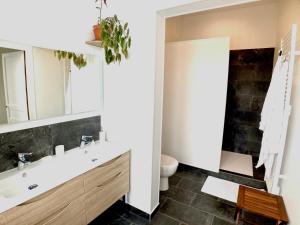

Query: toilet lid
left=161, top=154, right=178, bottom=166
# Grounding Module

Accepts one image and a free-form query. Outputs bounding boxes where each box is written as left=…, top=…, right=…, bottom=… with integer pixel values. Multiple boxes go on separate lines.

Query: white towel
left=256, top=56, right=289, bottom=178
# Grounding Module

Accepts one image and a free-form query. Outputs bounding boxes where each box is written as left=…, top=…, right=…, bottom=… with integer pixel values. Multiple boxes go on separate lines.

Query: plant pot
left=93, top=24, right=102, bottom=41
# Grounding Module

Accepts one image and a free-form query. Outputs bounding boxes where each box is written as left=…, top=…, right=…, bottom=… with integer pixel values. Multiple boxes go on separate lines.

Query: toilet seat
left=161, top=154, right=178, bottom=168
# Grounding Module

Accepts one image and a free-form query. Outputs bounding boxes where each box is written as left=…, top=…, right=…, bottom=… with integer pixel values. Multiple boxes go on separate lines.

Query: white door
left=2, top=51, right=29, bottom=123
left=162, top=37, right=230, bottom=172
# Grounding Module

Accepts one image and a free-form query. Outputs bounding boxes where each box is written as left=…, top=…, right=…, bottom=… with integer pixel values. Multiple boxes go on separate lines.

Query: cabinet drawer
left=0, top=176, right=84, bottom=225
left=83, top=152, right=130, bottom=192
left=37, top=196, right=86, bottom=225
left=85, top=169, right=130, bottom=223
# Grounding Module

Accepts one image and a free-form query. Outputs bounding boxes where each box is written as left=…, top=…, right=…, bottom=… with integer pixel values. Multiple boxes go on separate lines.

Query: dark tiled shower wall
left=0, top=116, right=100, bottom=173
left=222, top=48, right=274, bottom=157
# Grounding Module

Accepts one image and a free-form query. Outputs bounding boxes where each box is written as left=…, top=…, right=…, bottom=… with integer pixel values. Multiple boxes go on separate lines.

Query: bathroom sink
left=0, top=162, right=59, bottom=199
left=0, top=172, right=40, bottom=198
left=0, top=144, right=105, bottom=199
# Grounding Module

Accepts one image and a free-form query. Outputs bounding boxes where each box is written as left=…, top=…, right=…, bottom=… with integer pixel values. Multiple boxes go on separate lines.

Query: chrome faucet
left=18, top=153, right=33, bottom=170
left=80, top=135, right=94, bottom=150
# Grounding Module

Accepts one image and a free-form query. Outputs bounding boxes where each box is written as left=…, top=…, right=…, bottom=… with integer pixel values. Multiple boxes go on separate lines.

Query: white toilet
left=160, top=154, right=179, bottom=191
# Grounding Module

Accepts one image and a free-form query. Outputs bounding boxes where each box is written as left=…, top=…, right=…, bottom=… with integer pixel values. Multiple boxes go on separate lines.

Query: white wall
left=276, top=1, right=300, bottom=224
left=0, top=0, right=257, bottom=214
left=166, top=1, right=279, bottom=50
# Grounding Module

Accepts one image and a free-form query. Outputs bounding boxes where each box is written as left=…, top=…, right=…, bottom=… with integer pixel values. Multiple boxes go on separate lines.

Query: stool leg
left=234, top=207, right=239, bottom=220
left=235, top=208, right=241, bottom=225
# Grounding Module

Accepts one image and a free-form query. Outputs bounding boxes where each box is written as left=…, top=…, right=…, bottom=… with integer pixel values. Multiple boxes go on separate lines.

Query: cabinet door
left=84, top=153, right=130, bottom=223
left=84, top=152, right=130, bottom=192
left=0, top=176, right=84, bottom=225
left=85, top=170, right=129, bottom=223
left=37, top=196, right=86, bottom=225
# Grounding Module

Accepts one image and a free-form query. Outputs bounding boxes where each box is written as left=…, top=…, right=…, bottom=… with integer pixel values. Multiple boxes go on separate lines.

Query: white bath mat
left=220, top=151, right=253, bottom=177
left=201, top=176, right=239, bottom=203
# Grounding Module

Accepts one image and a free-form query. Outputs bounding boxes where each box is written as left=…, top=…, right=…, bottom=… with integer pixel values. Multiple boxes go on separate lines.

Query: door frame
left=0, top=40, right=36, bottom=121
left=1, top=51, right=29, bottom=122
left=151, top=0, right=257, bottom=211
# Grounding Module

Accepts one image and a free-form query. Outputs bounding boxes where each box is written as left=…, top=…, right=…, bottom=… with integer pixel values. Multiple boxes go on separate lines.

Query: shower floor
left=220, top=151, right=253, bottom=177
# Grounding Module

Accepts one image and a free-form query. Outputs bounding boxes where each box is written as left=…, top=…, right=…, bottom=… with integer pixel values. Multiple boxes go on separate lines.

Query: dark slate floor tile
left=160, top=199, right=213, bottom=225
left=159, top=199, right=187, bottom=221
left=177, top=176, right=207, bottom=194
left=159, top=195, right=167, bottom=207
left=89, top=207, right=132, bottom=225
left=176, top=165, right=206, bottom=182
left=242, top=211, right=276, bottom=225
left=212, top=217, right=235, bottom=225
left=182, top=207, right=213, bottom=225
left=150, top=213, right=179, bottom=225
left=119, top=210, right=149, bottom=225
left=169, top=175, right=182, bottom=186
left=191, top=193, right=236, bottom=222
left=160, top=186, right=197, bottom=205
left=91, top=216, right=132, bottom=225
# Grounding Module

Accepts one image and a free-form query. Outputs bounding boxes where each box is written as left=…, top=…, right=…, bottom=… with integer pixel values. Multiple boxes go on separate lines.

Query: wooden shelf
left=86, top=40, right=102, bottom=47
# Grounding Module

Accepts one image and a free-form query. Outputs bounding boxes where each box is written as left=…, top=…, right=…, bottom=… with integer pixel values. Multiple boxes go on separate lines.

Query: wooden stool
left=235, top=185, right=289, bottom=225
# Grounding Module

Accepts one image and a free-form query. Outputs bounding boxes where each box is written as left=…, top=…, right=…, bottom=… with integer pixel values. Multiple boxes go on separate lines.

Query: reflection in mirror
left=0, top=47, right=28, bottom=124
left=0, top=44, right=103, bottom=126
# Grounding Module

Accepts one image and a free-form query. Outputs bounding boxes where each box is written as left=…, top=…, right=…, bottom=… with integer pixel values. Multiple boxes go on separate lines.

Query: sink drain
left=28, top=184, right=38, bottom=190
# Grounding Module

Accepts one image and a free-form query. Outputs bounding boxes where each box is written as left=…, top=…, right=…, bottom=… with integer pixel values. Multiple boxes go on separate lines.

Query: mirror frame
left=0, top=39, right=103, bottom=134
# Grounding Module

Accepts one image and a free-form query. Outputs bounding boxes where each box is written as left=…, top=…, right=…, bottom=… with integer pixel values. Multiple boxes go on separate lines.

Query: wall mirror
left=0, top=41, right=103, bottom=129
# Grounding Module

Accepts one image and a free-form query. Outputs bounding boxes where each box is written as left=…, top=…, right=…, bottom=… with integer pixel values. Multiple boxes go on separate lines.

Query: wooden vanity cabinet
left=0, top=152, right=130, bottom=225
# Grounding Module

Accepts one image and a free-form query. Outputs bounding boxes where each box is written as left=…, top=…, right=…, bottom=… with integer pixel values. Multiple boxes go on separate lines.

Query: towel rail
left=267, top=24, right=298, bottom=195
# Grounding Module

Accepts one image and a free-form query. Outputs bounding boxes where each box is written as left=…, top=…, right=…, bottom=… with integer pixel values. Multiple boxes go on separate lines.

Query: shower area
left=220, top=48, right=274, bottom=180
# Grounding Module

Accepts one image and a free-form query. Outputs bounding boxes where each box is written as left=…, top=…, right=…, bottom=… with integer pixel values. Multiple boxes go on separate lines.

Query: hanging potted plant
left=92, top=0, right=132, bottom=65
left=93, top=0, right=106, bottom=40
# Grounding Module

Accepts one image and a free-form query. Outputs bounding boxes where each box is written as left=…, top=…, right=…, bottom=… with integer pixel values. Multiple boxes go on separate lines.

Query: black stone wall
left=0, top=116, right=100, bottom=173
left=222, top=48, right=274, bottom=157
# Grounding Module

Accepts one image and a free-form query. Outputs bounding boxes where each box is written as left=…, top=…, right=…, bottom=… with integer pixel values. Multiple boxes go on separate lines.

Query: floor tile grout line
left=118, top=210, right=150, bottom=225
left=210, top=215, right=215, bottom=225
left=188, top=192, right=198, bottom=206
left=158, top=211, right=186, bottom=225
left=167, top=183, right=203, bottom=196
left=164, top=185, right=235, bottom=208
left=175, top=174, right=208, bottom=184
left=163, top=197, right=236, bottom=224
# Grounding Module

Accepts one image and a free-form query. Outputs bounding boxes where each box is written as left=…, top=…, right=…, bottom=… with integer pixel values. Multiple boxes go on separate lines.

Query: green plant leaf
left=100, top=15, right=131, bottom=65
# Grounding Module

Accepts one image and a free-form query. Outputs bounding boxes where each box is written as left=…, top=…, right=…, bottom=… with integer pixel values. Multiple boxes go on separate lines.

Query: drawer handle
left=97, top=171, right=122, bottom=188
left=41, top=202, right=72, bottom=225
left=97, top=155, right=123, bottom=168
left=18, top=186, right=60, bottom=206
